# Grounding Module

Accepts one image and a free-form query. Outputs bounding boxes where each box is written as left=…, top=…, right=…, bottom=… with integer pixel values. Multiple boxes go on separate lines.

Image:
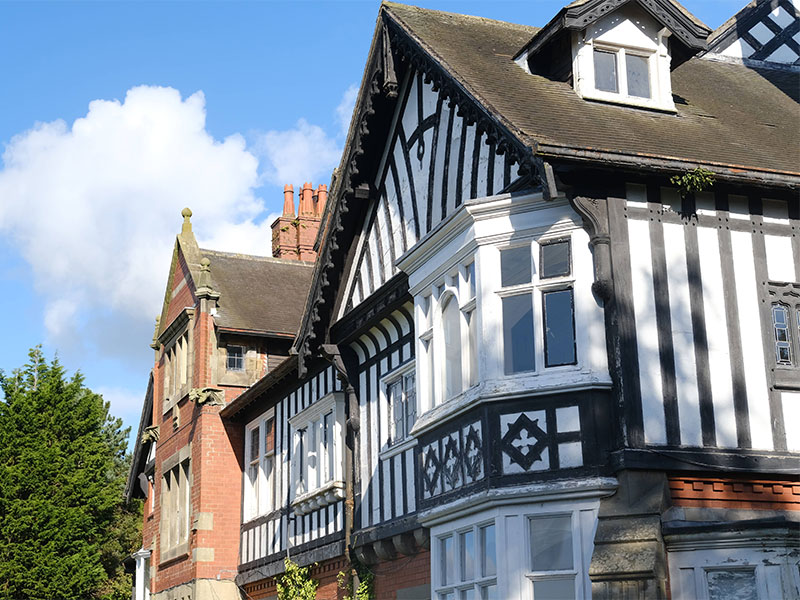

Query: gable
left=707, top=0, right=800, bottom=65
left=340, top=69, right=522, bottom=315
left=164, top=243, right=197, bottom=329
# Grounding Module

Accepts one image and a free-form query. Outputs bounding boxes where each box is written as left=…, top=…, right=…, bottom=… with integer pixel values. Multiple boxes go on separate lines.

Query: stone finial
left=181, top=207, right=193, bottom=235
left=198, top=257, right=211, bottom=288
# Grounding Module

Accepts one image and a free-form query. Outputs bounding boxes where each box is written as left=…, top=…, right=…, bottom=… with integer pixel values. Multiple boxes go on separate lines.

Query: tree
left=0, top=348, right=141, bottom=600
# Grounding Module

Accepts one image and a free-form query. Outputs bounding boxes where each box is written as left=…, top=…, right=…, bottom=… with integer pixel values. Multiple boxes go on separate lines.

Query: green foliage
left=276, top=558, right=319, bottom=600
left=338, top=559, right=375, bottom=600
left=670, top=167, right=715, bottom=198
left=0, top=347, right=140, bottom=600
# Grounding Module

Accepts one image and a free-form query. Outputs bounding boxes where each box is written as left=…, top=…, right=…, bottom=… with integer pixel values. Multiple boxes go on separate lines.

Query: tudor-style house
left=125, top=184, right=328, bottom=600
left=131, top=0, right=799, bottom=599
left=220, top=0, right=800, bottom=599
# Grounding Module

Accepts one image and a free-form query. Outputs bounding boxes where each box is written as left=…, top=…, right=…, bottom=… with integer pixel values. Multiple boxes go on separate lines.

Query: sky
left=0, top=0, right=745, bottom=449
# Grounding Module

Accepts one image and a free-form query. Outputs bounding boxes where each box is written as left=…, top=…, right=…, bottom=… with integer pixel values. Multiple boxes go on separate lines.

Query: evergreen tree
left=0, top=348, right=141, bottom=600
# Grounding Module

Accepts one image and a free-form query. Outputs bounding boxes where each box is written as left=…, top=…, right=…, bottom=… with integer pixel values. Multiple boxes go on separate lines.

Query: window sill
left=773, top=369, right=800, bottom=390
left=159, top=541, right=190, bottom=565
left=292, top=480, right=345, bottom=516
left=579, top=88, right=676, bottom=113
left=380, top=437, right=418, bottom=460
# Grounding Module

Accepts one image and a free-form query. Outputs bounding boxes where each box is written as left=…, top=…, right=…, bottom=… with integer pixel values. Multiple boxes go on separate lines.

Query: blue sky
left=0, top=0, right=744, bottom=449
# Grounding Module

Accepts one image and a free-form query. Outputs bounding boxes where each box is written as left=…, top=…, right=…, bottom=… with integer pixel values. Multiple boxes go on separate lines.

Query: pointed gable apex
left=516, top=0, right=711, bottom=65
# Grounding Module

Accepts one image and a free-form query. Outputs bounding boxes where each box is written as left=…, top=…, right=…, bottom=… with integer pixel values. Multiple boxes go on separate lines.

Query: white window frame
left=382, top=361, right=417, bottom=449
left=497, top=237, right=577, bottom=377
left=434, top=520, right=498, bottom=600
left=418, top=258, right=480, bottom=411
left=429, top=499, right=598, bottom=600
left=227, top=344, right=245, bottom=372
left=288, top=392, right=346, bottom=514
left=243, top=408, right=276, bottom=522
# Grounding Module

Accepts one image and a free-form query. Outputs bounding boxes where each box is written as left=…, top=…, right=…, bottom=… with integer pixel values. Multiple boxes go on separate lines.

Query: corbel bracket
left=570, top=195, right=613, bottom=301
left=189, top=387, right=224, bottom=406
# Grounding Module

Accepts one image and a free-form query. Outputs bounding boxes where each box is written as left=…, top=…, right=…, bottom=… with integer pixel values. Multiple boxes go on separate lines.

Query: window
left=499, top=239, right=576, bottom=375
left=772, top=304, right=793, bottom=365
left=160, top=452, right=190, bottom=561
left=163, top=330, right=190, bottom=409
left=227, top=345, right=244, bottom=371
left=435, top=522, right=497, bottom=600
left=528, top=515, right=576, bottom=599
left=244, top=414, right=275, bottom=521
left=593, top=46, right=652, bottom=99
left=386, top=368, right=417, bottom=445
left=418, top=260, right=479, bottom=410
left=288, top=393, right=345, bottom=513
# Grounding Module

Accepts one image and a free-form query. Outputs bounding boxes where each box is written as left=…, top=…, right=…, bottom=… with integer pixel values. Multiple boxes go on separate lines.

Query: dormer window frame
left=573, top=16, right=677, bottom=113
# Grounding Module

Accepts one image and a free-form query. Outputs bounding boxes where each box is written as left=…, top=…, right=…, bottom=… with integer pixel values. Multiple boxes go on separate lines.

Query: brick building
left=129, top=0, right=799, bottom=599
left=126, top=185, right=327, bottom=600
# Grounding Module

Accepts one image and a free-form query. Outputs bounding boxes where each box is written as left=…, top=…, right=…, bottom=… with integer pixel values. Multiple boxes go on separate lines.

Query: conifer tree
left=0, top=348, right=141, bottom=600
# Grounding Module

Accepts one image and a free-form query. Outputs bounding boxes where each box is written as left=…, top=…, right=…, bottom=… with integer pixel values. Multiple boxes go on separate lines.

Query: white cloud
left=95, top=384, right=147, bottom=432
left=254, top=118, right=342, bottom=188
left=0, top=86, right=271, bottom=360
left=335, top=84, right=358, bottom=137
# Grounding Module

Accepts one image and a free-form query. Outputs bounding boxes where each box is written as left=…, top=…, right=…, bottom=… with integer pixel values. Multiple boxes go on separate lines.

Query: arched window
left=442, top=294, right=463, bottom=400
left=772, top=303, right=793, bottom=365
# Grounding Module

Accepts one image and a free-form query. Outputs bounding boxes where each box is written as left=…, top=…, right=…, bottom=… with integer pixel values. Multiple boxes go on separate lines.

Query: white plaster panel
left=771, top=5, right=795, bottom=28
left=405, top=447, right=416, bottom=513
left=697, top=227, right=737, bottom=448
left=749, top=20, right=775, bottom=46
left=432, top=101, right=450, bottom=226
left=461, top=123, right=476, bottom=202
left=591, top=5, right=660, bottom=50
left=765, top=235, right=795, bottom=282
left=559, top=442, right=583, bottom=468
left=629, top=219, right=667, bottom=444
left=382, top=458, right=392, bottom=522
left=767, top=43, right=800, bottom=63
left=664, top=223, right=703, bottom=447
left=476, top=132, right=490, bottom=198
left=556, top=405, right=581, bottom=432
left=359, top=369, right=370, bottom=528
left=720, top=38, right=755, bottom=59
left=401, top=74, right=418, bottom=134
left=731, top=230, right=773, bottom=450
left=493, top=152, right=504, bottom=194
left=781, top=392, right=800, bottom=452
left=393, top=141, right=418, bottom=248
left=446, top=112, right=463, bottom=218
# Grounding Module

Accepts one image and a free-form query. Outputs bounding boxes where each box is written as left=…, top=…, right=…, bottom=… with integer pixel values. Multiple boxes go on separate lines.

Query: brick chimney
left=271, top=182, right=328, bottom=261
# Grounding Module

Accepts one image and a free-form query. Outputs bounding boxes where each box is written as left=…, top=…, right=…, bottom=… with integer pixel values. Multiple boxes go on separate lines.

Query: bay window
left=435, top=522, right=498, bottom=600
left=288, top=392, right=345, bottom=515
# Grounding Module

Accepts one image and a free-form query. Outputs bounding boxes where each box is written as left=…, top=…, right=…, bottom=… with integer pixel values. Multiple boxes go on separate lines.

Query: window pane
left=540, top=241, right=570, bottom=278
left=594, top=49, right=618, bottom=93
left=460, top=530, right=475, bottom=581
left=441, top=536, right=454, bottom=585
left=480, top=585, right=498, bottom=600
left=707, top=569, right=758, bottom=600
left=460, top=589, right=476, bottom=600
left=501, top=246, right=531, bottom=287
left=228, top=346, right=244, bottom=371
left=773, top=304, right=792, bottom=365
left=265, top=418, right=275, bottom=454
left=530, top=516, right=573, bottom=571
left=503, top=295, right=535, bottom=374
left=250, top=428, right=260, bottom=462
left=480, top=524, right=496, bottom=577
left=626, top=54, right=651, bottom=98
left=543, top=289, right=577, bottom=367
left=405, top=373, right=417, bottom=433
left=389, top=381, right=403, bottom=442
left=533, top=579, right=575, bottom=600
left=443, top=297, right=463, bottom=398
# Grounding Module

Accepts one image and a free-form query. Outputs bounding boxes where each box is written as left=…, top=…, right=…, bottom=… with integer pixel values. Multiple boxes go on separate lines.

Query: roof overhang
left=515, top=0, right=712, bottom=62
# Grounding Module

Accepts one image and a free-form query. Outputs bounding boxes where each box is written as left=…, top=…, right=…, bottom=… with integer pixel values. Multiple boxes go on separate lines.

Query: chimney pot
left=283, top=185, right=295, bottom=217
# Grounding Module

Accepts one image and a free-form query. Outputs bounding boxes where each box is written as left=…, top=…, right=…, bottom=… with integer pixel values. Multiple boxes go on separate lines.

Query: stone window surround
left=159, top=308, right=195, bottom=414
left=159, top=443, right=192, bottom=564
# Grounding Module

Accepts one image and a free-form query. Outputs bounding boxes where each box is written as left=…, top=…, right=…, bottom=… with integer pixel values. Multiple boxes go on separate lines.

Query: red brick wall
left=372, top=549, right=431, bottom=600
left=669, top=475, right=800, bottom=510
left=165, top=248, right=195, bottom=326
left=242, top=556, right=349, bottom=600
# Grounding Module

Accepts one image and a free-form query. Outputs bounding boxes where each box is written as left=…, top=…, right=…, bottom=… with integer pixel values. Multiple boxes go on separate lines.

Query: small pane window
left=480, top=585, right=497, bottom=600
left=593, top=49, right=618, bottom=93
left=503, top=294, right=535, bottom=374
left=773, top=304, right=792, bottom=365
left=460, top=530, right=475, bottom=581
left=460, top=590, right=476, bottom=600
left=530, top=515, right=573, bottom=572
left=441, top=536, right=455, bottom=585
left=626, top=54, right=651, bottom=98
left=249, top=428, right=260, bottom=463
left=404, top=372, right=417, bottom=433
left=480, top=524, right=496, bottom=577
left=227, top=345, right=244, bottom=371
left=540, top=241, right=570, bottom=279
left=543, top=289, right=577, bottom=367
left=501, top=246, right=531, bottom=287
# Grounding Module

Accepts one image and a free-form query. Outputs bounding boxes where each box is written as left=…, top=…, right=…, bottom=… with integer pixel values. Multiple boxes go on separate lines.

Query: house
left=129, top=0, right=799, bottom=598
left=125, top=184, right=328, bottom=600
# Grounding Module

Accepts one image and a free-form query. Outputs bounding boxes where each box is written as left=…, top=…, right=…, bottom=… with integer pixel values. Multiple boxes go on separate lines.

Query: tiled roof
left=201, top=249, right=314, bottom=336
left=384, top=2, right=800, bottom=177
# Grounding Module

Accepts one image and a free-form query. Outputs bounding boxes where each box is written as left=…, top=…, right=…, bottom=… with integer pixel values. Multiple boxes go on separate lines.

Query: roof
left=124, top=372, right=153, bottom=503
left=383, top=2, right=800, bottom=179
left=201, top=249, right=315, bottom=337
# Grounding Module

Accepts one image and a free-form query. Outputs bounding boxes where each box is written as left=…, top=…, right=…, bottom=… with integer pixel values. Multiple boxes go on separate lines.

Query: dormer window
left=593, top=47, right=652, bottom=99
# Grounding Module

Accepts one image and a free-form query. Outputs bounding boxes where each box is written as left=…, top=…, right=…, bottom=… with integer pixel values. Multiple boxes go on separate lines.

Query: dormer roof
left=515, top=0, right=712, bottom=63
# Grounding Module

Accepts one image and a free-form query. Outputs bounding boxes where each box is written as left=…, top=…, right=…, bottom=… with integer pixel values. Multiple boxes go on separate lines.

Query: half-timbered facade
left=219, top=1, right=799, bottom=599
